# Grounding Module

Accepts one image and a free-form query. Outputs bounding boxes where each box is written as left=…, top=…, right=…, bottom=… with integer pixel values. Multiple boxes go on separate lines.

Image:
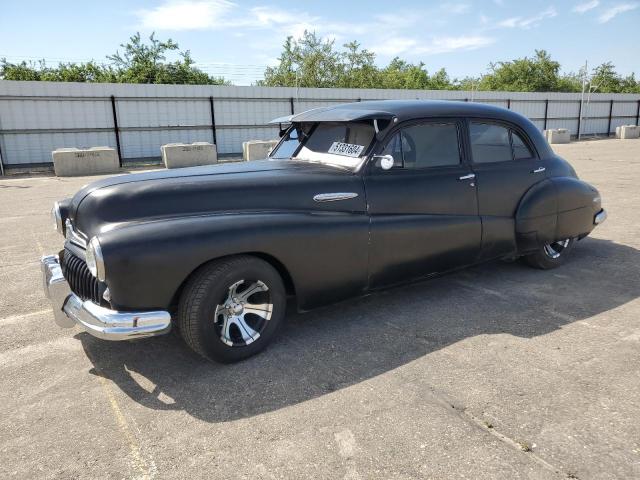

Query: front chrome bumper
left=41, top=254, right=171, bottom=340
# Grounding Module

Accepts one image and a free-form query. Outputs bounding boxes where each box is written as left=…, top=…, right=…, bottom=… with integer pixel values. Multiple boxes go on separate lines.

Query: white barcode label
left=327, top=142, right=365, bottom=157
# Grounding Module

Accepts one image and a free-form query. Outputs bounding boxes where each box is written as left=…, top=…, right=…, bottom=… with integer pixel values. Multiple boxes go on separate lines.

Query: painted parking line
left=0, top=309, right=51, bottom=325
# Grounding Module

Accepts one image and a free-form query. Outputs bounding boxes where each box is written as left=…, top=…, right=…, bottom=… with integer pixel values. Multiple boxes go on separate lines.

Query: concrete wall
left=0, top=80, right=639, bottom=168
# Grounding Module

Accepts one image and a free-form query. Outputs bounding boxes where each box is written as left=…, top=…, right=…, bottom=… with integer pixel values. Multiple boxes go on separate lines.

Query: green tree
left=337, top=41, right=380, bottom=88
left=479, top=50, right=568, bottom=92
left=589, top=62, right=622, bottom=93
left=619, top=73, right=640, bottom=93
left=261, top=32, right=343, bottom=88
left=260, top=32, right=454, bottom=90
left=379, top=58, right=430, bottom=89
left=0, top=33, right=229, bottom=85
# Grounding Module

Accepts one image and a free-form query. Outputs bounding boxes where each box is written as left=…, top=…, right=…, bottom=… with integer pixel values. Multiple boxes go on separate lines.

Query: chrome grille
left=61, top=248, right=101, bottom=304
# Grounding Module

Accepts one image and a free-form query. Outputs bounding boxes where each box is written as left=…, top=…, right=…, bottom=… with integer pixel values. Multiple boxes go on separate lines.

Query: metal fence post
left=543, top=99, right=549, bottom=130
left=209, top=96, right=217, bottom=145
left=0, top=137, right=5, bottom=176
left=576, top=100, right=582, bottom=139
left=636, top=100, right=640, bottom=126
left=0, top=105, right=4, bottom=175
left=607, top=99, right=614, bottom=136
left=507, top=98, right=511, bottom=109
left=110, top=95, right=123, bottom=167
left=289, top=97, right=295, bottom=115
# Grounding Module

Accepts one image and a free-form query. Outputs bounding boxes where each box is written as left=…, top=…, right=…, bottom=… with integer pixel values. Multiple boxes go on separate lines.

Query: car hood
left=69, top=160, right=366, bottom=238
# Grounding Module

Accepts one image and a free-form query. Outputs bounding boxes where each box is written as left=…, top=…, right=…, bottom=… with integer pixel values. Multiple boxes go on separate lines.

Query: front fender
left=99, top=212, right=369, bottom=311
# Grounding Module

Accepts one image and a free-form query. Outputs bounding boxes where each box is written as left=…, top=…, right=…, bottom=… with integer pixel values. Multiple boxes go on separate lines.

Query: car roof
left=289, top=100, right=517, bottom=123
left=282, top=99, right=553, bottom=158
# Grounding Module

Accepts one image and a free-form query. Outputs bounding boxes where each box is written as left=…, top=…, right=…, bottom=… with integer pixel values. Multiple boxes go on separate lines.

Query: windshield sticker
left=328, top=142, right=365, bottom=157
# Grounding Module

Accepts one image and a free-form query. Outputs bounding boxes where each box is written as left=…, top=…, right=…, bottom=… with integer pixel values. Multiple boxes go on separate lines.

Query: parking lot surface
left=1, top=138, right=639, bottom=479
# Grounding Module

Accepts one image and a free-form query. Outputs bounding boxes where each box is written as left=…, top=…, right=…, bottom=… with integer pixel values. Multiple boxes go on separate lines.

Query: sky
left=0, top=0, right=638, bottom=85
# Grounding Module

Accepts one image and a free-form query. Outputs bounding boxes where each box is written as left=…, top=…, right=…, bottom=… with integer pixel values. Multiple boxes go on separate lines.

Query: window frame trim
left=510, top=129, right=536, bottom=161
left=367, top=117, right=468, bottom=174
left=466, top=118, right=539, bottom=165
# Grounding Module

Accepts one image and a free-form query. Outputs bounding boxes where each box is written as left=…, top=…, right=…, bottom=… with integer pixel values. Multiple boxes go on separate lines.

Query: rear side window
left=512, top=131, right=534, bottom=159
left=469, top=123, right=512, bottom=163
left=379, top=122, right=461, bottom=170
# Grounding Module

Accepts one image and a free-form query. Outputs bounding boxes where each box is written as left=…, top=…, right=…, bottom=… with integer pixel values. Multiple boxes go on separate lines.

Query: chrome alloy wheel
left=214, top=279, right=273, bottom=347
left=543, top=239, right=571, bottom=259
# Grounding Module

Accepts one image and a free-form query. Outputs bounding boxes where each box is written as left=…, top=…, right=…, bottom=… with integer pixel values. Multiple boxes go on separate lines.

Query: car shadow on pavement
left=79, top=237, right=640, bottom=423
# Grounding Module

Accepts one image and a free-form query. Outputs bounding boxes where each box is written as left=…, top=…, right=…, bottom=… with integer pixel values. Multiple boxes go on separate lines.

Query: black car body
left=42, top=100, right=606, bottom=362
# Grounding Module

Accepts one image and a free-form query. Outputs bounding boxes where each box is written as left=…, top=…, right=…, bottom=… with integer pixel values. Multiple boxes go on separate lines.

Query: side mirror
left=373, top=154, right=395, bottom=170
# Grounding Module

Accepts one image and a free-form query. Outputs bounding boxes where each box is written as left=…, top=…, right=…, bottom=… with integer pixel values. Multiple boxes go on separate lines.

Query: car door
left=363, top=119, right=481, bottom=288
left=466, top=120, right=548, bottom=260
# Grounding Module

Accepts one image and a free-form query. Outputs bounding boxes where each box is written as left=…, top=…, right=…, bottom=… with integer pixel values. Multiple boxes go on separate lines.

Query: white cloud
left=135, top=0, right=322, bottom=43
left=597, top=2, right=639, bottom=22
left=442, top=2, right=471, bottom=14
left=372, top=35, right=494, bottom=57
left=372, top=37, right=419, bottom=56
left=573, top=0, right=600, bottom=13
left=416, top=35, right=496, bottom=54
left=497, top=6, right=557, bottom=28
left=134, top=1, right=494, bottom=65
left=136, top=0, right=236, bottom=30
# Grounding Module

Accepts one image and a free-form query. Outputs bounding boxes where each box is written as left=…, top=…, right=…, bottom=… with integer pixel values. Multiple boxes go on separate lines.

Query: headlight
left=86, top=236, right=105, bottom=282
left=51, top=202, right=64, bottom=234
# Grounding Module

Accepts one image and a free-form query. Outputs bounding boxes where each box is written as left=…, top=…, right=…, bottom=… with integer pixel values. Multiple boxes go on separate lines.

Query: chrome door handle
left=532, top=167, right=546, bottom=173
left=313, top=192, right=358, bottom=202
left=458, top=173, right=475, bottom=180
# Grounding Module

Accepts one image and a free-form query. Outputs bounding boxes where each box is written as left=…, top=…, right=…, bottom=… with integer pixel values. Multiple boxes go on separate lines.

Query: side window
left=378, top=122, right=461, bottom=170
left=511, top=131, right=534, bottom=160
left=270, top=127, right=300, bottom=159
left=470, top=123, right=512, bottom=163
left=380, top=132, right=404, bottom=168
left=402, top=123, right=460, bottom=168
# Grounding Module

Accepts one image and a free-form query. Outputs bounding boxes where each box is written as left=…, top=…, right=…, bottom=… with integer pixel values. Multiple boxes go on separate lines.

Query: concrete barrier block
left=52, top=146, right=119, bottom=177
left=544, top=128, right=570, bottom=144
left=615, top=125, right=640, bottom=139
left=242, top=140, right=279, bottom=161
left=161, top=142, right=218, bottom=169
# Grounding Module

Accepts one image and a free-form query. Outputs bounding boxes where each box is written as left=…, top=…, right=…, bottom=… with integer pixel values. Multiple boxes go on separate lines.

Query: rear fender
left=515, top=179, right=557, bottom=251
left=551, top=177, right=601, bottom=240
left=515, top=177, right=601, bottom=252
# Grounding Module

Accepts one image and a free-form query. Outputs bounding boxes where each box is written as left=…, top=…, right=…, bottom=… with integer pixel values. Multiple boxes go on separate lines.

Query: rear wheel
left=178, top=256, right=286, bottom=362
left=522, top=238, right=575, bottom=269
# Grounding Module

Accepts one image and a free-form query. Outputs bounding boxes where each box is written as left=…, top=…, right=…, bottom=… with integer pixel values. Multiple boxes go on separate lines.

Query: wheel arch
left=514, top=178, right=558, bottom=253
left=169, top=252, right=297, bottom=311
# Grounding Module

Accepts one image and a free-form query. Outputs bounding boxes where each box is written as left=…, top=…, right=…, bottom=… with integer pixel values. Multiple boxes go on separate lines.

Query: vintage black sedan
left=42, top=100, right=606, bottom=362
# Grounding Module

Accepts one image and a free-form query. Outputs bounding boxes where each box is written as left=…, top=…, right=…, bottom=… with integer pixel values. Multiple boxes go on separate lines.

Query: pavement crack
left=415, top=383, right=565, bottom=477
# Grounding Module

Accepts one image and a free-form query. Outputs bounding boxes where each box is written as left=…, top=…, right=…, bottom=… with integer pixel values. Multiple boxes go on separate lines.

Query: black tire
left=177, top=255, right=286, bottom=363
left=522, top=238, right=575, bottom=270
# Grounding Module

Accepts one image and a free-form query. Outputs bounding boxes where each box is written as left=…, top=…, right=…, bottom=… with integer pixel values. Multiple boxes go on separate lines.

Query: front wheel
left=177, top=256, right=286, bottom=363
left=522, top=238, right=575, bottom=269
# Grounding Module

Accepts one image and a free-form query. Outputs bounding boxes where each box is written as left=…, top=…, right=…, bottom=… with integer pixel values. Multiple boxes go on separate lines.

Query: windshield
left=270, top=121, right=376, bottom=169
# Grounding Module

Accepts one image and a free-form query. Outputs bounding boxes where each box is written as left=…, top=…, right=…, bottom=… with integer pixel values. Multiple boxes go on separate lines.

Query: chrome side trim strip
left=313, top=192, right=359, bottom=202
